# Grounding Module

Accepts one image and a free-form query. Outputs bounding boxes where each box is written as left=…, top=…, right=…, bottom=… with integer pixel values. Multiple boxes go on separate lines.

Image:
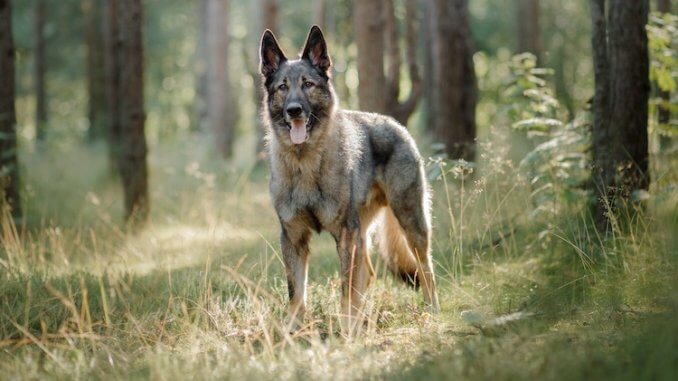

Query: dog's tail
left=376, top=207, right=420, bottom=289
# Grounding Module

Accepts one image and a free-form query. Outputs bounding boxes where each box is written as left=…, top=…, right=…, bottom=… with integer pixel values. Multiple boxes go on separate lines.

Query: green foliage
left=503, top=54, right=590, bottom=219
left=647, top=11, right=678, bottom=138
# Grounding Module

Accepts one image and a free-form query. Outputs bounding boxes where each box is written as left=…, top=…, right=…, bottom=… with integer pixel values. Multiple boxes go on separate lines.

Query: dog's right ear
left=260, top=30, right=287, bottom=77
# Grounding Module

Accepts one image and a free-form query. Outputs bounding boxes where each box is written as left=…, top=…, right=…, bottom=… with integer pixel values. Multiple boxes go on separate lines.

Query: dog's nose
left=286, top=103, right=303, bottom=118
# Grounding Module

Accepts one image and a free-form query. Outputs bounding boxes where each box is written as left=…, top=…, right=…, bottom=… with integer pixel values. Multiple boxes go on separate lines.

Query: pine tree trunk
left=431, top=0, right=477, bottom=160
left=254, top=0, right=278, bottom=158
left=589, top=0, right=613, bottom=231
left=421, top=0, right=436, bottom=134
left=589, top=0, right=650, bottom=232
left=608, top=0, right=650, bottom=195
left=34, top=0, right=47, bottom=142
left=354, top=0, right=386, bottom=113
left=104, top=0, right=121, bottom=172
left=206, top=0, right=235, bottom=158
left=313, top=0, right=326, bottom=29
left=84, top=0, right=107, bottom=141
left=516, top=0, right=541, bottom=61
left=0, top=0, right=21, bottom=219
left=193, top=0, right=208, bottom=132
left=117, top=0, right=149, bottom=225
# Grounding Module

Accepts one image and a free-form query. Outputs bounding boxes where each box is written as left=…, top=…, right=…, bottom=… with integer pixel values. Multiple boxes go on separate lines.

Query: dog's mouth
left=285, top=117, right=314, bottom=145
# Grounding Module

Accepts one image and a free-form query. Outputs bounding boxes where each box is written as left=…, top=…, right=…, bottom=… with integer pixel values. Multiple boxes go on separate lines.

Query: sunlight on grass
left=1, top=137, right=676, bottom=380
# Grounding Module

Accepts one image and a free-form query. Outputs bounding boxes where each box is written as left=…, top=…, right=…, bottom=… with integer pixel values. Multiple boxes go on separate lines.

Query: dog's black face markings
left=259, top=26, right=334, bottom=146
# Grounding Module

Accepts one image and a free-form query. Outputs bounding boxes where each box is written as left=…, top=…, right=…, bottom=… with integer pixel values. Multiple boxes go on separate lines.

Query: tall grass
left=1, top=126, right=675, bottom=380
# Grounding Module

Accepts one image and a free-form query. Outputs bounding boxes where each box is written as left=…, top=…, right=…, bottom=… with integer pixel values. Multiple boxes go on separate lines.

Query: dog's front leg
left=337, top=225, right=375, bottom=338
left=280, top=225, right=310, bottom=331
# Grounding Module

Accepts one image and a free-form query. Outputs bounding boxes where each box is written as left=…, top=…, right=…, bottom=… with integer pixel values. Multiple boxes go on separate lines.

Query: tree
left=84, top=0, right=107, bottom=141
left=0, top=0, right=21, bottom=219
left=34, top=0, right=47, bottom=142
left=589, top=0, right=650, bottom=231
left=313, top=0, right=326, bottom=29
left=205, top=0, right=236, bottom=158
left=193, top=0, right=208, bottom=133
left=516, top=0, right=541, bottom=61
left=104, top=0, right=121, bottom=173
left=104, top=0, right=149, bottom=225
left=354, top=0, right=386, bottom=114
left=430, top=0, right=477, bottom=160
left=251, top=0, right=278, bottom=158
left=353, top=0, right=421, bottom=125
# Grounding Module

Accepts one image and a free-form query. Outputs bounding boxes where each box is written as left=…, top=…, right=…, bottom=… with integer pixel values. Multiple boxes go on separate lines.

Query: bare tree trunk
left=421, top=0, right=436, bottom=133
left=0, top=0, right=21, bottom=219
left=104, top=0, right=121, bottom=172
left=193, top=0, right=208, bottom=132
left=383, top=0, right=421, bottom=125
left=117, top=0, right=149, bottom=225
left=608, top=0, right=650, bottom=196
left=206, top=0, right=235, bottom=158
left=34, top=0, right=47, bottom=142
left=516, top=0, right=541, bottom=61
left=313, top=0, right=326, bottom=29
left=84, top=0, right=107, bottom=141
left=589, top=0, right=650, bottom=232
left=589, top=0, right=613, bottom=231
left=354, top=0, right=386, bottom=113
left=431, top=0, right=477, bottom=160
left=253, top=0, right=278, bottom=158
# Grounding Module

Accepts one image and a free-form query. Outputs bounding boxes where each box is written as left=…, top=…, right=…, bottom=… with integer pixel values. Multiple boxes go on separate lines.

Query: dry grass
left=0, top=137, right=676, bottom=380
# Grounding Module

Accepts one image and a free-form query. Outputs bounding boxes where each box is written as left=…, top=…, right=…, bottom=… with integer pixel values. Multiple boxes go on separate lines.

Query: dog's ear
left=260, top=30, right=287, bottom=77
left=301, top=25, right=331, bottom=74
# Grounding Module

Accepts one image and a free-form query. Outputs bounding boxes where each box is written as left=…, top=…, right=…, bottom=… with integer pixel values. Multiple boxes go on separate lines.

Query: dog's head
left=260, top=26, right=336, bottom=148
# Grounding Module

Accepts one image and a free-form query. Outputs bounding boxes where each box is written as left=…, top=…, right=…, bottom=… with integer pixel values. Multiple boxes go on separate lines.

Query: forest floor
left=1, top=138, right=677, bottom=380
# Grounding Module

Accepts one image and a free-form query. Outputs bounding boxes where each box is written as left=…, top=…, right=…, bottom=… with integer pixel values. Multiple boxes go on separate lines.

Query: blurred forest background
left=0, top=0, right=677, bottom=380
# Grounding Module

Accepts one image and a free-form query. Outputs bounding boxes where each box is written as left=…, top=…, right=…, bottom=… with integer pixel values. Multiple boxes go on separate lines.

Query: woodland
left=0, top=0, right=676, bottom=380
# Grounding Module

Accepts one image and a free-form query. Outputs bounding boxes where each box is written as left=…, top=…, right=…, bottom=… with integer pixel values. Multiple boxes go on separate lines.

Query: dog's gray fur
left=260, top=26, right=439, bottom=334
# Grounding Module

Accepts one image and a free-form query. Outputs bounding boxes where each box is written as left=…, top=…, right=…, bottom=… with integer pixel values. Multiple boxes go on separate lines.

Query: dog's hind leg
left=386, top=171, right=440, bottom=312
left=281, top=225, right=311, bottom=331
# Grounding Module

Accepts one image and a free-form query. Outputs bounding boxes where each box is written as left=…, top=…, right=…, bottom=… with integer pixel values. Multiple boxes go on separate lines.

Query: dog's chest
left=273, top=161, right=346, bottom=229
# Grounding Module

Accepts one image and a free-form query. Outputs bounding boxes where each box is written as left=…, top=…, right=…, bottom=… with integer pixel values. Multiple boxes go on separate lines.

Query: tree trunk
left=192, top=0, right=208, bottom=132
left=313, top=0, right=326, bottom=29
left=383, top=0, right=421, bottom=125
left=589, top=0, right=613, bottom=231
left=608, top=0, right=650, bottom=195
left=0, top=0, right=21, bottom=220
left=421, top=0, right=436, bottom=134
left=253, top=0, right=278, bottom=158
left=206, top=0, right=235, bottom=158
left=516, top=0, right=541, bottom=61
left=104, top=0, right=121, bottom=173
left=354, top=0, right=386, bottom=113
left=431, top=0, right=477, bottom=160
left=34, top=0, right=47, bottom=142
left=84, top=0, right=107, bottom=141
left=116, top=0, right=149, bottom=225
left=589, top=0, right=650, bottom=232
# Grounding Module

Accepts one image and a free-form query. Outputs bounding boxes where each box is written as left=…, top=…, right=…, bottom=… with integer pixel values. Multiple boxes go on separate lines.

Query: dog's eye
left=278, top=83, right=288, bottom=91
left=303, top=81, right=314, bottom=89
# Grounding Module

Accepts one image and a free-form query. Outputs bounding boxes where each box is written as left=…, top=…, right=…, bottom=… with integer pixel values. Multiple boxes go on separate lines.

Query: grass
left=1, top=135, right=676, bottom=380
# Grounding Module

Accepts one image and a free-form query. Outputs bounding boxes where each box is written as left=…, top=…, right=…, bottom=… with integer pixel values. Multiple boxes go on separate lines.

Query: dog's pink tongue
left=290, top=120, right=307, bottom=144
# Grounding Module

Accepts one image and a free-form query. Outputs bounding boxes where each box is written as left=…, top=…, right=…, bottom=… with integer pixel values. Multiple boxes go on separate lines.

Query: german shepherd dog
left=260, top=26, right=439, bottom=335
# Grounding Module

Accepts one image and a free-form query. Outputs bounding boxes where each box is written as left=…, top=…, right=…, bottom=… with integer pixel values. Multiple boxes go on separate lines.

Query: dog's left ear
left=301, top=25, right=331, bottom=74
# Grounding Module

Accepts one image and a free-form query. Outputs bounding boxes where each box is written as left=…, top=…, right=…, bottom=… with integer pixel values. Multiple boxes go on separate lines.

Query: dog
left=260, top=26, right=439, bottom=335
